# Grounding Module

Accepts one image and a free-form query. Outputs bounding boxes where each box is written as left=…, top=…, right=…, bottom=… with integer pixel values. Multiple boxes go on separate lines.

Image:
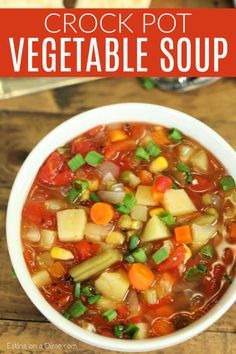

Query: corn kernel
left=149, top=156, right=168, bottom=173
left=105, top=231, right=125, bottom=245
left=50, top=246, right=74, bottom=260
left=108, top=129, right=128, bottom=142
left=131, top=220, right=143, bottom=230
left=149, top=207, right=165, bottom=217
left=88, top=179, right=99, bottom=191
left=183, top=244, right=192, bottom=262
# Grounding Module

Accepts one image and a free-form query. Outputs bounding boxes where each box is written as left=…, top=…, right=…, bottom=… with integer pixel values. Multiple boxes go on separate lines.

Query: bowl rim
left=6, top=102, right=236, bottom=352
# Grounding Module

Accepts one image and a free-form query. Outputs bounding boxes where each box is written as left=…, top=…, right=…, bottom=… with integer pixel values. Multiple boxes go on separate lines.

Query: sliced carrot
left=174, top=225, right=192, bottom=244
left=108, top=129, right=128, bottom=142
left=151, top=127, right=171, bottom=145
left=90, top=202, right=114, bottom=225
left=137, top=170, right=153, bottom=185
left=152, top=319, right=174, bottom=336
left=128, top=263, right=155, bottom=290
left=48, top=261, right=67, bottom=278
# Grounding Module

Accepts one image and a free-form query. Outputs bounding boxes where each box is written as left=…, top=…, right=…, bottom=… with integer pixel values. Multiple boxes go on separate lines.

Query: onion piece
left=97, top=190, right=125, bottom=204
left=101, top=172, right=117, bottom=189
left=110, top=183, right=124, bottom=192
left=127, top=290, right=140, bottom=316
left=84, top=223, right=114, bottom=242
left=24, top=227, right=40, bottom=242
left=45, top=199, right=67, bottom=211
left=98, top=161, right=120, bottom=179
left=178, top=144, right=195, bottom=163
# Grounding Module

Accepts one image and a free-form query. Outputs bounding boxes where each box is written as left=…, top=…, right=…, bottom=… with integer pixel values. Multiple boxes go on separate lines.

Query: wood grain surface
left=0, top=1, right=235, bottom=353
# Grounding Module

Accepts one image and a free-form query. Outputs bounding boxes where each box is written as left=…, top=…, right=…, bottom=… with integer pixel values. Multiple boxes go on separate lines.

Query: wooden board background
left=0, top=0, right=235, bottom=353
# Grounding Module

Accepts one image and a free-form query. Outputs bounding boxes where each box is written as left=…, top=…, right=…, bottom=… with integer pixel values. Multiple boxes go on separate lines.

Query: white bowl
left=6, top=103, right=236, bottom=352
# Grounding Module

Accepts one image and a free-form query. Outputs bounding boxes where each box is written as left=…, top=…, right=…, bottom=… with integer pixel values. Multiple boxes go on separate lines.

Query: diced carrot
left=137, top=170, right=153, bottom=185
left=174, top=225, right=192, bottom=244
left=108, top=129, right=128, bottom=142
left=229, top=222, right=236, bottom=239
left=151, top=187, right=164, bottom=202
left=156, top=272, right=176, bottom=299
left=152, top=305, right=175, bottom=318
left=152, top=319, right=174, bottom=336
left=128, top=263, right=155, bottom=290
left=90, top=202, right=114, bottom=225
left=151, top=127, right=171, bottom=145
left=48, top=261, right=67, bottom=278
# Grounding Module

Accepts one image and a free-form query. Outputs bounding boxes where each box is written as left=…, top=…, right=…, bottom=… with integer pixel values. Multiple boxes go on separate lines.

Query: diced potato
left=142, top=215, right=170, bottom=242
left=40, top=229, right=57, bottom=249
left=32, top=269, right=51, bottom=288
left=50, top=246, right=74, bottom=260
left=191, top=223, right=217, bottom=249
left=190, top=149, right=209, bottom=172
left=57, top=209, right=87, bottom=242
left=96, top=296, right=118, bottom=311
left=95, top=269, right=130, bottom=302
left=84, top=223, right=114, bottom=242
left=134, top=323, right=148, bottom=339
left=105, top=231, right=125, bottom=245
left=163, top=189, right=197, bottom=216
left=135, top=185, right=159, bottom=206
left=131, top=205, right=148, bottom=222
left=119, top=215, right=132, bottom=229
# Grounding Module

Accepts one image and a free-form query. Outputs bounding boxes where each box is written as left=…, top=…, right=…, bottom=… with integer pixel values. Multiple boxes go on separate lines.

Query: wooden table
left=0, top=1, right=236, bottom=354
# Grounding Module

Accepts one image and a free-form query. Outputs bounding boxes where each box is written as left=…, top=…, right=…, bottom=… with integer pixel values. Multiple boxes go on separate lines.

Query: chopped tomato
left=137, top=170, right=153, bottom=185
left=104, top=140, right=136, bottom=160
left=37, top=152, right=75, bottom=186
left=188, top=175, right=216, bottom=193
left=71, top=138, right=95, bottom=156
left=117, top=303, right=130, bottom=318
left=98, top=329, right=115, bottom=338
left=157, top=246, right=187, bottom=272
left=86, top=125, right=105, bottom=137
left=185, top=190, right=202, bottom=209
left=130, top=124, right=146, bottom=140
left=153, top=176, right=173, bottom=193
left=41, top=211, right=57, bottom=230
left=23, top=203, right=45, bottom=226
left=74, top=240, right=100, bottom=261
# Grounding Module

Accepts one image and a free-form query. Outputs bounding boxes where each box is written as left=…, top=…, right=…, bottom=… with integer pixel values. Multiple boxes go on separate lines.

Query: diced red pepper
left=153, top=176, right=173, bottom=193
left=23, top=203, right=45, bottom=226
left=74, top=240, right=100, bottom=261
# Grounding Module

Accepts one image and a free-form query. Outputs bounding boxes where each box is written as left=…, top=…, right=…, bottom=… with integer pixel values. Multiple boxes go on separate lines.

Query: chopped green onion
left=135, top=146, right=149, bottom=161
left=85, top=151, right=104, bottom=167
left=140, top=77, right=155, bottom=90
left=172, top=183, right=179, bottom=190
left=66, top=187, right=82, bottom=204
left=224, top=274, right=233, bottom=284
left=124, top=323, right=139, bottom=338
left=124, top=254, right=135, bottom=263
left=90, top=191, right=101, bottom=202
left=219, top=176, right=236, bottom=191
left=159, top=211, right=176, bottom=226
left=113, top=324, right=126, bottom=338
left=131, top=248, right=147, bottom=263
left=74, top=283, right=81, bottom=298
left=177, top=163, right=190, bottom=173
left=197, top=263, right=208, bottom=274
left=67, top=153, right=85, bottom=172
left=68, top=300, right=87, bottom=318
left=128, top=235, right=140, bottom=251
left=63, top=312, right=71, bottom=319
left=123, top=193, right=137, bottom=209
left=184, top=266, right=200, bottom=281
left=87, top=294, right=101, bottom=304
left=152, top=247, right=169, bottom=265
left=146, top=141, right=161, bottom=157
left=186, top=174, right=193, bottom=183
left=199, top=244, right=213, bottom=258
left=74, top=179, right=89, bottom=190
left=168, top=128, right=183, bottom=143
left=102, top=309, right=118, bottom=322
left=115, top=204, right=130, bottom=214
left=81, top=285, right=94, bottom=297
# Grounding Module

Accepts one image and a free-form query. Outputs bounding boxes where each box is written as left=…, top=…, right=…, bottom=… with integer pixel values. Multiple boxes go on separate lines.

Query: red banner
left=0, top=9, right=235, bottom=76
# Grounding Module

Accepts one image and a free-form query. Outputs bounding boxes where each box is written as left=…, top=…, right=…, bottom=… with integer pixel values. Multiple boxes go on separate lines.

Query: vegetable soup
left=21, top=123, right=236, bottom=339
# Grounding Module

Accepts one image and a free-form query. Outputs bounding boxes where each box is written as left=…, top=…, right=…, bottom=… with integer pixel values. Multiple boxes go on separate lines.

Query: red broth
left=21, top=123, right=236, bottom=339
